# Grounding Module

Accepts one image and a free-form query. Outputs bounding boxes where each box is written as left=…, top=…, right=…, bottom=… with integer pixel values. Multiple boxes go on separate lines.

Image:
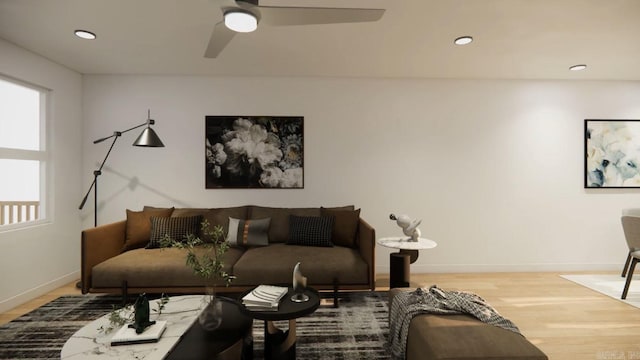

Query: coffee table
left=241, top=287, right=320, bottom=360
left=61, top=295, right=252, bottom=360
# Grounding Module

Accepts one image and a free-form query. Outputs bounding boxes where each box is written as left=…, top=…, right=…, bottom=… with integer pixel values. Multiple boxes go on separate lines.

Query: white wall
left=82, top=75, right=640, bottom=276
left=0, top=39, right=83, bottom=312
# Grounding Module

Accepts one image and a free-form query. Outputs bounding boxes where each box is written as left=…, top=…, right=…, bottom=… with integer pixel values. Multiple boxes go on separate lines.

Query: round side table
left=377, top=237, right=437, bottom=288
left=240, top=287, right=320, bottom=360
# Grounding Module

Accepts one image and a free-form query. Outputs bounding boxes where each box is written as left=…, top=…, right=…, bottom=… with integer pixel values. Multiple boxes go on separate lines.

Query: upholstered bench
left=389, top=288, right=548, bottom=360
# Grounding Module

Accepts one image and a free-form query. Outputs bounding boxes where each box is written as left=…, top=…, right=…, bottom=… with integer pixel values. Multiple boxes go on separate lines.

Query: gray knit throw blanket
left=388, top=285, right=522, bottom=360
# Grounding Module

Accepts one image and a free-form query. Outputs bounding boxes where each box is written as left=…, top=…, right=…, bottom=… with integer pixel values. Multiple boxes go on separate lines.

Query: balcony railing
left=0, top=201, right=40, bottom=225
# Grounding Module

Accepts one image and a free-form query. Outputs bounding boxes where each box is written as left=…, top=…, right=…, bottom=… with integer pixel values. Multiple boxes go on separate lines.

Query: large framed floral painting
left=585, top=119, right=640, bottom=188
left=205, top=116, right=304, bottom=189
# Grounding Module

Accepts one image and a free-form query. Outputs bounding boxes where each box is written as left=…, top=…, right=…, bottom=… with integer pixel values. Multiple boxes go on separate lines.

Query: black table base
left=264, top=320, right=296, bottom=360
left=166, top=297, right=253, bottom=360
left=389, top=249, right=420, bottom=288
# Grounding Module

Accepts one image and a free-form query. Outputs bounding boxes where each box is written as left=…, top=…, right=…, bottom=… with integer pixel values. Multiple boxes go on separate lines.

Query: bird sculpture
left=390, top=213, right=422, bottom=242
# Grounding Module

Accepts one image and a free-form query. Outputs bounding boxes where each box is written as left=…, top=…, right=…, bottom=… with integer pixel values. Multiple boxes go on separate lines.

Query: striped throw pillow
left=146, top=215, right=202, bottom=249
left=227, top=217, right=271, bottom=247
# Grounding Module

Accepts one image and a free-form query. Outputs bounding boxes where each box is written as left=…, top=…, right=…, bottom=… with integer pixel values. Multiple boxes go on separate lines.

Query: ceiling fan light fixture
left=224, top=10, right=258, bottom=33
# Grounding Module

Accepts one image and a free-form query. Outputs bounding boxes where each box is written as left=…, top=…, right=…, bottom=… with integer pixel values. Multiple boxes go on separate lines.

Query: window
left=0, top=76, right=48, bottom=228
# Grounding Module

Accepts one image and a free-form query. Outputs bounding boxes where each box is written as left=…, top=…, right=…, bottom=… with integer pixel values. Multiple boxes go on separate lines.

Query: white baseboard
left=376, top=263, right=622, bottom=275
left=0, top=271, right=80, bottom=313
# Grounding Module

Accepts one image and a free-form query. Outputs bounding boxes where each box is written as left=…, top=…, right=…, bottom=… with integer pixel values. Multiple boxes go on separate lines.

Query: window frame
left=0, top=74, right=50, bottom=231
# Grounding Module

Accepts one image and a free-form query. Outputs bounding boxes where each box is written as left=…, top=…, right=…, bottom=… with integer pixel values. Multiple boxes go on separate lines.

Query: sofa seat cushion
left=407, top=314, right=547, bottom=360
left=91, top=247, right=244, bottom=288
left=232, top=243, right=369, bottom=286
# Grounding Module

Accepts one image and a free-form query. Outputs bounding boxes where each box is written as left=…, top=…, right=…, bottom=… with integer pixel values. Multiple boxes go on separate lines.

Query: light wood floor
left=2, top=272, right=639, bottom=360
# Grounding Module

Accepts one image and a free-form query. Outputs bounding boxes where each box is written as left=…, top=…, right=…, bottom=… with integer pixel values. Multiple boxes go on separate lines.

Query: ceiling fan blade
left=257, top=6, right=384, bottom=26
left=204, top=21, right=237, bottom=58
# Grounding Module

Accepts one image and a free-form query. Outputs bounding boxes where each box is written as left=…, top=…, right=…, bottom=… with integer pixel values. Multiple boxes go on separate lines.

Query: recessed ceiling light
left=454, top=36, right=473, bottom=45
left=74, top=30, right=96, bottom=40
left=224, top=10, right=258, bottom=33
left=569, top=64, right=587, bottom=71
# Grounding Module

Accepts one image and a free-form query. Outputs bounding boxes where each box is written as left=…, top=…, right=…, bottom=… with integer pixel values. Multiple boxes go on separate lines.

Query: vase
left=198, top=289, right=223, bottom=331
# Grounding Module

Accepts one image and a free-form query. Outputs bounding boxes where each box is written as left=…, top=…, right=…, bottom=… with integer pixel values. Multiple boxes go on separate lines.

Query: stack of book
left=242, top=285, right=288, bottom=311
left=110, top=320, right=167, bottom=346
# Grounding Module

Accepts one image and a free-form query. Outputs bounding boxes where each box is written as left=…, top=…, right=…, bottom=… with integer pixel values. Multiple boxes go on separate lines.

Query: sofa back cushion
left=171, top=206, right=249, bottom=241
left=321, top=207, right=361, bottom=248
left=249, top=206, right=321, bottom=243
left=205, top=207, right=249, bottom=238
left=123, top=207, right=174, bottom=251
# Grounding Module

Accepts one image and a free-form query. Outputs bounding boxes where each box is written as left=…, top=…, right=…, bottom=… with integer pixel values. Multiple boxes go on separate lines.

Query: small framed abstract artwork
left=585, top=119, right=640, bottom=188
left=205, top=116, right=304, bottom=189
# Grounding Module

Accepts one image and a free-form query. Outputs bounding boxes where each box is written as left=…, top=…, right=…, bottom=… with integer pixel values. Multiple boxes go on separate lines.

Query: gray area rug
left=0, top=291, right=390, bottom=360
left=561, top=274, right=640, bottom=309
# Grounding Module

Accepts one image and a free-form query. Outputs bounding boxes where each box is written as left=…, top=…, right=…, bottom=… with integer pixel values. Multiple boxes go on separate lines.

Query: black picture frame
left=585, top=119, right=640, bottom=188
left=205, top=116, right=304, bottom=189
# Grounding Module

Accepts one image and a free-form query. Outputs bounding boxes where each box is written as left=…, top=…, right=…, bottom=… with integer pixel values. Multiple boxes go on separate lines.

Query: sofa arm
left=357, top=218, right=376, bottom=290
left=81, top=220, right=126, bottom=294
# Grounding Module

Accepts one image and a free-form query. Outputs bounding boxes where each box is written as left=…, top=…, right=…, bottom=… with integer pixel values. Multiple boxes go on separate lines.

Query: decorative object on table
left=78, top=109, right=165, bottom=227
left=97, top=294, right=169, bottom=335
left=389, top=213, right=422, bottom=242
left=585, top=119, right=640, bottom=188
left=130, top=293, right=155, bottom=334
left=205, top=116, right=304, bottom=189
left=291, top=261, right=309, bottom=302
left=160, top=219, right=234, bottom=331
left=242, top=284, right=289, bottom=311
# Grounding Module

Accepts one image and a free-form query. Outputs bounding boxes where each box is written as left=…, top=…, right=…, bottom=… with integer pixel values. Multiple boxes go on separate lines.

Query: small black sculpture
left=129, top=293, right=156, bottom=334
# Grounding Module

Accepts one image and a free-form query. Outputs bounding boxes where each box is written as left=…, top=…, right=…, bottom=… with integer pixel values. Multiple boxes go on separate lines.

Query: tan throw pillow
left=320, top=208, right=360, bottom=248
left=123, top=207, right=174, bottom=251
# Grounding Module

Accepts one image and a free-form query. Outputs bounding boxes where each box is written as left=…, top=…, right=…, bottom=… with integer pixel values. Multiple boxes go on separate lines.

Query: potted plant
left=160, top=219, right=234, bottom=330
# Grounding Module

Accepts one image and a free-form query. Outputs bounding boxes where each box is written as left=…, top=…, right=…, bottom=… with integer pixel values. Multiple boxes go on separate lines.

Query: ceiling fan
left=205, top=0, right=385, bottom=58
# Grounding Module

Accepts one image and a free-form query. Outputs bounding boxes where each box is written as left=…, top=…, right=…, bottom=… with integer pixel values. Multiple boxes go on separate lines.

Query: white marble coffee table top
left=377, top=236, right=438, bottom=250
left=61, top=295, right=205, bottom=360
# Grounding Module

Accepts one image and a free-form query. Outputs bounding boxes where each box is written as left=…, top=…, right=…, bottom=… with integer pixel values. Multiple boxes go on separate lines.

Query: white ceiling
left=1, top=0, right=639, bottom=80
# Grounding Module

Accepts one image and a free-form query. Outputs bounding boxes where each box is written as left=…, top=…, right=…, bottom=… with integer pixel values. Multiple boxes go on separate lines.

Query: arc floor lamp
left=79, top=110, right=165, bottom=227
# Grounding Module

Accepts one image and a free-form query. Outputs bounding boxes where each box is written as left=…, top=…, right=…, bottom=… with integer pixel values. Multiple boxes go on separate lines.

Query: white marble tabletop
left=377, top=236, right=438, bottom=250
left=60, top=295, right=205, bottom=360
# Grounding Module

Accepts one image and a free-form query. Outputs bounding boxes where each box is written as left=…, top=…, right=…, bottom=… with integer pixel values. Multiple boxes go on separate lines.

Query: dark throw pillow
left=146, top=215, right=202, bottom=249
left=287, top=215, right=335, bottom=247
left=320, top=207, right=361, bottom=248
left=227, top=217, right=271, bottom=247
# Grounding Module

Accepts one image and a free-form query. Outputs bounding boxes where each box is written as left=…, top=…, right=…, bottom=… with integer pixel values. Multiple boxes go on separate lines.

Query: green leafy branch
left=160, top=219, right=235, bottom=287
left=97, top=294, right=170, bottom=334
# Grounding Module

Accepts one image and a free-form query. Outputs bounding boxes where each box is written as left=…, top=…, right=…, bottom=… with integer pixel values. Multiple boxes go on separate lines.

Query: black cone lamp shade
left=133, top=125, right=164, bottom=147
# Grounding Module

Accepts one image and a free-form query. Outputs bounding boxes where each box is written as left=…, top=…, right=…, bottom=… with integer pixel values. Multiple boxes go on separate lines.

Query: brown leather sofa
left=81, top=205, right=375, bottom=297
left=389, top=288, right=548, bottom=360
